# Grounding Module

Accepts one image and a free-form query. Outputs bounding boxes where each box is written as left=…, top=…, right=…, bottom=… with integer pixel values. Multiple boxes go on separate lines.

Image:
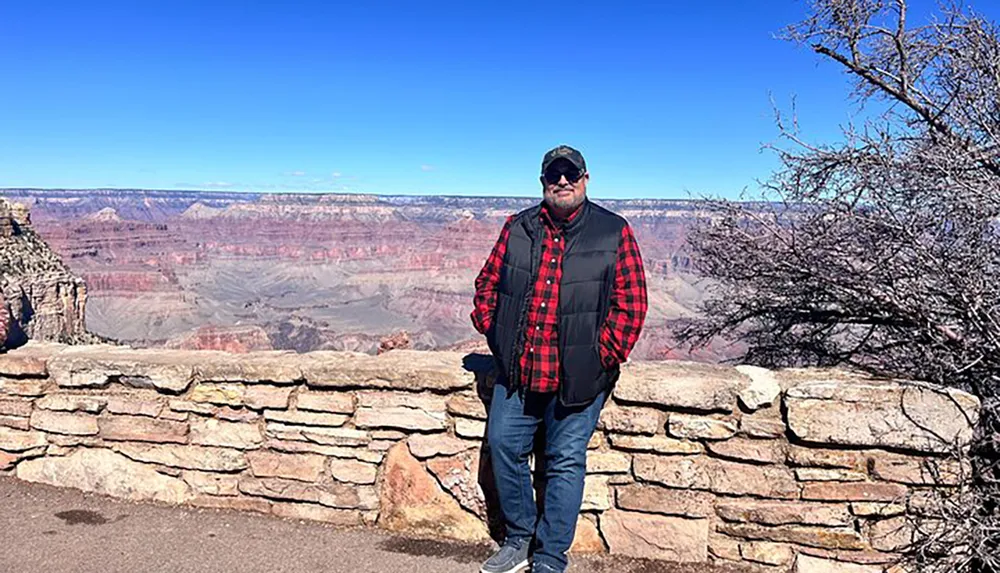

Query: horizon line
left=0, top=186, right=723, bottom=203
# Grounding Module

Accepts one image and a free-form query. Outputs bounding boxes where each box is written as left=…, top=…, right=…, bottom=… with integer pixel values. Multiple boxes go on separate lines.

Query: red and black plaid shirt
left=471, top=203, right=648, bottom=393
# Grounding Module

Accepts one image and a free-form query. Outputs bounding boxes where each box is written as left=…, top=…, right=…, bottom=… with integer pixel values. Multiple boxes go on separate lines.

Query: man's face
left=541, top=158, right=589, bottom=213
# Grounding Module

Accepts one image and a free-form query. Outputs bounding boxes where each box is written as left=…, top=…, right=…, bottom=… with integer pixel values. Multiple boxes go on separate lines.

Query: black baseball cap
left=541, top=145, right=587, bottom=174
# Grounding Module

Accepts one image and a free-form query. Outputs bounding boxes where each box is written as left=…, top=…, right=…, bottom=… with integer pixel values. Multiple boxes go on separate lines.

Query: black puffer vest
left=487, top=199, right=626, bottom=407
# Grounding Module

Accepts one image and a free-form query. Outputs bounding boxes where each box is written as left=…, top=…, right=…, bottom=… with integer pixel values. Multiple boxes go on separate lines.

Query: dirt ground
left=0, top=476, right=753, bottom=573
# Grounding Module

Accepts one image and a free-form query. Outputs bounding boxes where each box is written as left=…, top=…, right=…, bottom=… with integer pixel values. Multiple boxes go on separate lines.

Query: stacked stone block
left=0, top=343, right=978, bottom=573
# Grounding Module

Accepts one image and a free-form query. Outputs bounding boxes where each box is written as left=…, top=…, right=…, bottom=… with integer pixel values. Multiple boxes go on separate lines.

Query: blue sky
left=1, top=1, right=993, bottom=199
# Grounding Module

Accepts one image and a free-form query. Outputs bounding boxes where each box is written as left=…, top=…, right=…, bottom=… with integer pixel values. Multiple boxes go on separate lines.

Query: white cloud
left=420, top=165, right=435, bottom=172
left=203, top=181, right=235, bottom=188
left=332, top=172, right=342, bottom=178
left=284, top=170, right=307, bottom=177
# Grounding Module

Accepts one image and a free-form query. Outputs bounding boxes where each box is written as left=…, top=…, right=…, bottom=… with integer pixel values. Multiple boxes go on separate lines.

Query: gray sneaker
left=480, top=541, right=530, bottom=573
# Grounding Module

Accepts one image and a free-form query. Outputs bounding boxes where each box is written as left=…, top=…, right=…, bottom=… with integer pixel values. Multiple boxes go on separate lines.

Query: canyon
left=0, top=189, right=726, bottom=360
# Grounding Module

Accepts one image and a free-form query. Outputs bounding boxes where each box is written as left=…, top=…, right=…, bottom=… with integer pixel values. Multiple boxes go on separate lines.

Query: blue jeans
left=487, top=381, right=607, bottom=572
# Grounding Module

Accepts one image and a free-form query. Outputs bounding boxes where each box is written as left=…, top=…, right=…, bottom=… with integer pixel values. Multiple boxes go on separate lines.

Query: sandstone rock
left=867, top=517, right=920, bottom=552
left=0, top=415, right=29, bottom=430
left=263, top=409, right=348, bottom=427
left=180, top=470, right=240, bottom=496
left=585, top=451, right=631, bottom=474
left=190, top=382, right=245, bottom=406
left=785, top=380, right=979, bottom=453
left=735, top=365, right=782, bottom=411
left=48, top=347, right=196, bottom=393
left=607, top=434, right=703, bottom=455
left=795, top=468, right=867, bottom=482
left=114, top=443, right=247, bottom=471
left=247, top=450, right=325, bottom=482
left=0, top=450, right=22, bottom=470
left=244, top=385, right=294, bottom=410
left=0, top=444, right=45, bottom=469
left=454, top=417, right=485, bottom=439
left=907, top=490, right=948, bottom=517
left=355, top=391, right=448, bottom=432
left=268, top=439, right=383, bottom=463
left=377, top=443, right=489, bottom=542
left=44, top=434, right=101, bottom=447
left=99, top=415, right=188, bottom=443
left=239, top=476, right=378, bottom=510
left=0, top=427, right=46, bottom=452
left=17, top=448, right=190, bottom=504
left=370, top=429, right=405, bottom=439
left=715, top=500, right=852, bottom=527
left=169, top=400, right=215, bottom=415
left=795, top=554, right=882, bottom=573
left=106, top=395, right=165, bottom=417
left=869, top=453, right=966, bottom=485
left=328, top=458, right=377, bottom=484
left=191, top=352, right=305, bottom=384
left=740, top=541, right=793, bottom=566
left=0, top=345, right=51, bottom=377
left=786, top=446, right=867, bottom=470
left=600, top=509, right=709, bottom=562
left=30, top=410, right=98, bottom=435
left=46, top=444, right=74, bottom=456
left=0, top=398, right=33, bottom=417
left=582, top=475, right=612, bottom=511
left=36, top=394, right=106, bottom=413
left=633, top=454, right=799, bottom=499
left=445, top=392, right=487, bottom=420
left=597, top=405, right=663, bottom=435
left=265, top=423, right=370, bottom=446
left=706, top=437, right=782, bottom=464
left=708, top=535, right=743, bottom=561
left=667, top=413, right=737, bottom=441
left=0, top=378, right=47, bottom=397
left=272, top=502, right=364, bottom=526
left=295, top=390, right=354, bottom=414
left=569, top=515, right=605, bottom=554
left=614, top=361, right=749, bottom=412
left=190, top=417, right=263, bottom=449
left=303, top=351, right=474, bottom=391
left=798, top=548, right=903, bottom=566
left=407, top=434, right=476, bottom=459
left=588, top=432, right=606, bottom=450
left=740, top=415, right=787, bottom=439
left=615, top=484, right=714, bottom=518
left=215, top=406, right=258, bottom=423
left=188, top=495, right=272, bottom=514
left=851, top=502, right=906, bottom=517
left=718, top=523, right=867, bottom=550
left=426, top=450, right=487, bottom=518
left=802, top=482, right=908, bottom=502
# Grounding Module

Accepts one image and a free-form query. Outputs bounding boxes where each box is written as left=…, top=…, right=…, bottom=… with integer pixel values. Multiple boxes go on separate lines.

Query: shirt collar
left=540, top=201, right=583, bottom=230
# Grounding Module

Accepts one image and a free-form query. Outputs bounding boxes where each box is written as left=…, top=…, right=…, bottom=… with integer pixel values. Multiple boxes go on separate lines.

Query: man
left=471, top=145, right=648, bottom=573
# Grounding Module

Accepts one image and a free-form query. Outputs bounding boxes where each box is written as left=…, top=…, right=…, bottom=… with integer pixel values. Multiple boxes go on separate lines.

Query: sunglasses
left=543, top=166, right=585, bottom=185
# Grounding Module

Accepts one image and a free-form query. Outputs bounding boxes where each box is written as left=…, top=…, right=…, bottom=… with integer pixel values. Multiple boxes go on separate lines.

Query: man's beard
left=546, top=190, right=585, bottom=211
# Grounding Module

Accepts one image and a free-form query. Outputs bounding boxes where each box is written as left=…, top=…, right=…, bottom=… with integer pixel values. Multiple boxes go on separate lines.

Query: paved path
left=0, top=477, right=744, bottom=573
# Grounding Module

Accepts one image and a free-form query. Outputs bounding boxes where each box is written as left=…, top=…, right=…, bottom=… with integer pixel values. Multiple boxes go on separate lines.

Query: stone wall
left=0, top=343, right=980, bottom=573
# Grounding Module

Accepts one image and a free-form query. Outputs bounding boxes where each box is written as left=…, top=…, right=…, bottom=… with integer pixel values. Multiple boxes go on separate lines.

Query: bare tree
left=680, top=1, right=1000, bottom=571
